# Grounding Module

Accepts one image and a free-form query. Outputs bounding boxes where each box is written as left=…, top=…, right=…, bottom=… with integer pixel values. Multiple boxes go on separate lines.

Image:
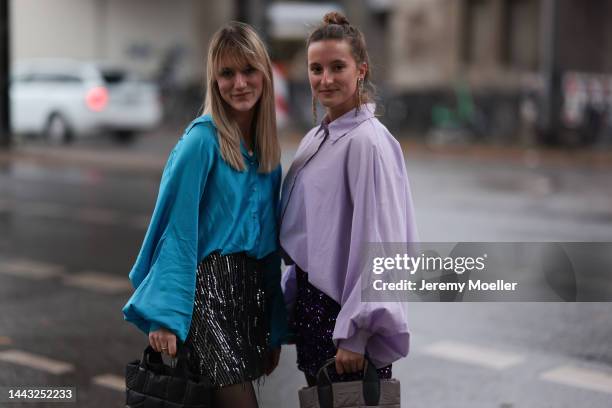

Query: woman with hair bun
left=124, top=22, right=289, bottom=407
left=280, top=12, right=418, bottom=385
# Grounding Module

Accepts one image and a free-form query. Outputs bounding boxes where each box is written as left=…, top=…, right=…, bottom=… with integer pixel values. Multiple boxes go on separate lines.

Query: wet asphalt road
left=0, top=132, right=612, bottom=407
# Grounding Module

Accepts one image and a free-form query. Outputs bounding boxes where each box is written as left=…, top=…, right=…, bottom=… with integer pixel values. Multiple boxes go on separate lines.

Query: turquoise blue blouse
left=122, top=114, right=288, bottom=347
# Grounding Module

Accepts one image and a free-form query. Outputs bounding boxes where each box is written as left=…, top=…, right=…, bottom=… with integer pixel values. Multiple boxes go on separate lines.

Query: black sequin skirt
left=184, top=252, right=269, bottom=387
left=293, top=267, right=392, bottom=381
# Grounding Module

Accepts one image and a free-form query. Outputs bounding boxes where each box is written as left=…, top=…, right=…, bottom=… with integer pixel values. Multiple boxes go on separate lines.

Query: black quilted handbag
left=125, top=345, right=213, bottom=408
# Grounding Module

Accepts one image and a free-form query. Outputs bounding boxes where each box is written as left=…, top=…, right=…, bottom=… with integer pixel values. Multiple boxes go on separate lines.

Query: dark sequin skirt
left=293, top=267, right=392, bottom=382
left=184, top=252, right=269, bottom=387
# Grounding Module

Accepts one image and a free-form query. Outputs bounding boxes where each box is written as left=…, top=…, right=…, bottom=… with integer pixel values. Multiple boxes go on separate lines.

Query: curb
left=0, top=146, right=167, bottom=175
left=1, top=139, right=611, bottom=174
left=400, top=140, right=612, bottom=170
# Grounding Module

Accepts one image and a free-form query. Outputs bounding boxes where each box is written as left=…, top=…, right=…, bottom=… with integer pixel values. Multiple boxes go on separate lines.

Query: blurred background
left=0, top=1, right=611, bottom=407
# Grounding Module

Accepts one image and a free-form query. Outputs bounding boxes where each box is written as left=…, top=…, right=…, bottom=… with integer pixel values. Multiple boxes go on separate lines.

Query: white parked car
left=10, top=59, right=162, bottom=143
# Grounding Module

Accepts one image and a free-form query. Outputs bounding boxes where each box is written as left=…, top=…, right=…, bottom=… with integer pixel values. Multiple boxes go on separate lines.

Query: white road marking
left=126, top=215, right=150, bottom=230
left=20, top=202, right=70, bottom=218
left=422, top=340, right=524, bottom=370
left=73, top=208, right=120, bottom=225
left=540, top=365, right=612, bottom=395
left=92, top=374, right=125, bottom=392
left=0, top=197, right=147, bottom=229
left=63, top=271, right=132, bottom=294
left=0, top=350, right=73, bottom=374
left=0, top=200, right=11, bottom=212
left=0, top=258, right=131, bottom=295
left=0, top=259, right=65, bottom=279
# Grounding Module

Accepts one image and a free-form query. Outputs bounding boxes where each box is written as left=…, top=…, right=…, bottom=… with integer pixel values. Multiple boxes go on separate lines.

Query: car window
left=27, top=73, right=83, bottom=83
left=101, top=70, right=127, bottom=84
left=11, top=73, right=30, bottom=83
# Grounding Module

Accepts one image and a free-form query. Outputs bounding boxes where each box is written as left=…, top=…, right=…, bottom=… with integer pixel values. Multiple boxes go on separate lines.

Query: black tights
left=305, top=373, right=317, bottom=387
left=213, top=381, right=258, bottom=408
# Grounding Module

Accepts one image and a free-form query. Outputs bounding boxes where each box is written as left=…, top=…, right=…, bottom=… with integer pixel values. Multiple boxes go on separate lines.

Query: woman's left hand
left=264, top=347, right=281, bottom=375
left=335, top=348, right=365, bottom=374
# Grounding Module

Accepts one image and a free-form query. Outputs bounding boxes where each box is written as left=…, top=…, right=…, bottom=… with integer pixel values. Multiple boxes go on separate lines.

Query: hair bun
left=323, top=11, right=350, bottom=26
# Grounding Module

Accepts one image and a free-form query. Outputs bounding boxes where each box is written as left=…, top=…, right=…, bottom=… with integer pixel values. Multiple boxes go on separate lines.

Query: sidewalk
left=1, top=130, right=611, bottom=175
left=401, top=140, right=612, bottom=170
left=0, top=131, right=175, bottom=176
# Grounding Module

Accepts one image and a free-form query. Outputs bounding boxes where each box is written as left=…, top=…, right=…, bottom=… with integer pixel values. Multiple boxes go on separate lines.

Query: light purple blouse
left=279, top=103, right=418, bottom=367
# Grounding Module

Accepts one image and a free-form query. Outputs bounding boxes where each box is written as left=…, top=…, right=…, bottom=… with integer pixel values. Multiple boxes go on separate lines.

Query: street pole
left=235, top=0, right=269, bottom=41
left=540, top=0, right=561, bottom=145
left=0, top=0, right=10, bottom=149
left=236, top=0, right=248, bottom=23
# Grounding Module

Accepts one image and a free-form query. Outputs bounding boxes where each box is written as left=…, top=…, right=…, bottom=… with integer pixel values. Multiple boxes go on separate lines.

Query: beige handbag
left=298, top=358, right=401, bottom=408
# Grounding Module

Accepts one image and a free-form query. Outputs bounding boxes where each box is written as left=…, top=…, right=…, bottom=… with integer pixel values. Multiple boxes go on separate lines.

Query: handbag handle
left=315, top=357, right=381, bottom=408
left=140, top=344, right=194, bottom=380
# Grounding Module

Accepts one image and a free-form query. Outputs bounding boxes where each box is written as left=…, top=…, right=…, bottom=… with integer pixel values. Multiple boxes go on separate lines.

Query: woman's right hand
left=148, top=327, right=177, bottom=357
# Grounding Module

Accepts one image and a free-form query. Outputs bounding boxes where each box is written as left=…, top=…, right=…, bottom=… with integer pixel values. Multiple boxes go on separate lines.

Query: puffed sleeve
left=122, top=122, right=215, bottom=341
left=332, top=126, right=418, bottom=367
left=281, top=264, right=297, bottom=317
left=261, top=165, right=290, bottom=348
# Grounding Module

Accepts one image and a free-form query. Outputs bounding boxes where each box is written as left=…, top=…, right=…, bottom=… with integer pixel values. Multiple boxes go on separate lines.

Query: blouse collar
left=320, top=103, right=376, bottom=143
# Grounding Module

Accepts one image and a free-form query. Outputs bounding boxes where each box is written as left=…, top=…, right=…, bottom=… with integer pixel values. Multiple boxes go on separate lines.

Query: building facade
left=386, top=0, right=612, bottom=144
left=11, top=0, right=234, bottom=85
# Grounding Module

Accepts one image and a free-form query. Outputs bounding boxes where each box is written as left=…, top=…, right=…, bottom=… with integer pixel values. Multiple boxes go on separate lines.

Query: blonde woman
left=123, top=22, right=288, bottom=407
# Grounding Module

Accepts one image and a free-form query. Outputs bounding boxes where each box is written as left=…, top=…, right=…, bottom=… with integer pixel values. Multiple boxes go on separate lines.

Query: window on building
left=462, top=0, right=497, bottom=65
left=503, top=0, right=540, bottom=70
left=462, top=0, right=540, bottom=71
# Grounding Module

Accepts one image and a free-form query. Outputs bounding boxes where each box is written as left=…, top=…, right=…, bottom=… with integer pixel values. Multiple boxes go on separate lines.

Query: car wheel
left=113, top=130, right=136, bottom=144
left=44, top=113, right=73, bottom=144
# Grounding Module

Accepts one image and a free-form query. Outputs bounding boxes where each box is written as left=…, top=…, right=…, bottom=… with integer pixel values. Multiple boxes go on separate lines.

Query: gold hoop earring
left=356, top=78, right=364, bottom=109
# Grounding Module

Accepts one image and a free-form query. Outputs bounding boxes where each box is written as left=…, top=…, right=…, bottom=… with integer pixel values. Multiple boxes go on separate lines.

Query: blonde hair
left=203, top=22, right=280, bottom=173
